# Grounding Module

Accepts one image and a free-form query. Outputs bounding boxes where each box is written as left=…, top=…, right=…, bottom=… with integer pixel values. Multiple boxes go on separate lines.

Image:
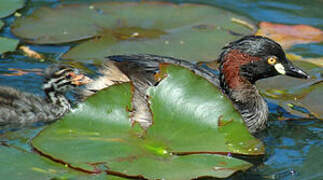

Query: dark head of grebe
left=218, top=36, right=309, bottom=133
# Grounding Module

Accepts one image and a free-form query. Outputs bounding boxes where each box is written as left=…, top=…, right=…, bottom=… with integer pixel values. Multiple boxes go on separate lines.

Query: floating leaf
left=32, top=65, right=263, bottom=179
left=0, top=37, right=19, bottom=54
left=255, top=22, right=323, bottom=49
left=146, top=65, right=263, bottom=155
left=0, top=0, right=25, bottom=18
left=0, top=146, right=107, bottom=179
left=11, top=2, right=253, bottom=62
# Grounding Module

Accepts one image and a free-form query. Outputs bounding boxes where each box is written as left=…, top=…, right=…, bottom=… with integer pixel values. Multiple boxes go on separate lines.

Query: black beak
left=284, top=61, right=310, bottom=79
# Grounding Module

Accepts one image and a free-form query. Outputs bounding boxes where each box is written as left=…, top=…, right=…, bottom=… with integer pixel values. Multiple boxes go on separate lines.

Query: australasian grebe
left=81, top=36, right=309, bottom=133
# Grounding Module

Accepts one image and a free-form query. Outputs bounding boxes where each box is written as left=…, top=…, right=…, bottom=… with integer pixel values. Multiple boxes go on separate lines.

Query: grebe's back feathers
left=108, top=54, right=220, bottom=86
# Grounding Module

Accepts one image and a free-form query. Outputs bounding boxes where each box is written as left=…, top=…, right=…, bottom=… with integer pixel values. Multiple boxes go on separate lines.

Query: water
left=0, top=0, right=322, bottom=179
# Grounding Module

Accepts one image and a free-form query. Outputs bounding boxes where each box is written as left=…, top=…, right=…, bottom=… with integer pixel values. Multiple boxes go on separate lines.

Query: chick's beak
left=274, top=60, right=310, bottom=79
left=70, top=72, right=92, bottom=86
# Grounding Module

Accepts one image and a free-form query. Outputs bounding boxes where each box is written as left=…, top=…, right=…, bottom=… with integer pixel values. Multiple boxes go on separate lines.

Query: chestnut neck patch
left=220, top=49, right=261, bottom=89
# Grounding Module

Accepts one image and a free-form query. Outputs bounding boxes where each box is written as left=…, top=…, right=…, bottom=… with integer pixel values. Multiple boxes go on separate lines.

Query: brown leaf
left=255, top=22, right=323, bottom=49
left=2, top=68, right=43, bottom=76
left=19, top=46, right=43, bottom=59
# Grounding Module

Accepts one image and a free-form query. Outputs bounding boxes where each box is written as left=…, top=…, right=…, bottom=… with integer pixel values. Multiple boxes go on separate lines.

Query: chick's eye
left=65, top=73, right=73, bottom=79
left=267, top=57, right=277, bottom=65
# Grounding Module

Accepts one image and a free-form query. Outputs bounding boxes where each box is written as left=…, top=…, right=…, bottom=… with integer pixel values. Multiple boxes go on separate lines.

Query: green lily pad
left=0, top=146, right=107, bottom=180
left=0, top=0, right=25, bottom=18
left=11, top=2, right=254, bottom=62
left=146, top=65, right=264, bottom=154
left=0, top=37, right=19, bottom=54
left=32, top=65, right=263, bottom=179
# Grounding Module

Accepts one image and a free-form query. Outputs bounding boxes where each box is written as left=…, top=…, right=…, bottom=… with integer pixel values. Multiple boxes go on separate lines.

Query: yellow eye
left=267, top=57, right=277, bottom=65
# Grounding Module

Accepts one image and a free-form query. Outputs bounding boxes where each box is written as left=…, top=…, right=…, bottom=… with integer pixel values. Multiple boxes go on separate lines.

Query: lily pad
left=11, top=2, right=254, bottom=62
left=32, top=65, right=263, bottom=179
left=0, top=146, right=106, bottom=180
left=146, top=65, right=264, bottom=154
left=0, top=0, right=25, bottom=18
left=0, top=37, right=19, bottom=54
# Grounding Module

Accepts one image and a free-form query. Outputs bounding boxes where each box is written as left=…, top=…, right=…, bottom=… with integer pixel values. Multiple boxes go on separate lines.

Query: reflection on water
left=0, top=0, right=322, bottom=179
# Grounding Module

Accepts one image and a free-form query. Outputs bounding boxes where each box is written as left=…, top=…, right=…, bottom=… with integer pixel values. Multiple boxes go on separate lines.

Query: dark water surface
left=0, top=0, right=322, bottom=179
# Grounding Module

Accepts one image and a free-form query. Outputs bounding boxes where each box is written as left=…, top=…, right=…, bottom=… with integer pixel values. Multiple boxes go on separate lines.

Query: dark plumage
left=81, top=36, right=309, bottom=134
left=218, top=36, right=308, bottom=133
left=0, top=64, right=91, bottom=126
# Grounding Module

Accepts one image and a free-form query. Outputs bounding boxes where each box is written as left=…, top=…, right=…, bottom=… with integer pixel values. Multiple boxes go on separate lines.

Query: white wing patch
left=274, top=63, right=286, bottom=75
